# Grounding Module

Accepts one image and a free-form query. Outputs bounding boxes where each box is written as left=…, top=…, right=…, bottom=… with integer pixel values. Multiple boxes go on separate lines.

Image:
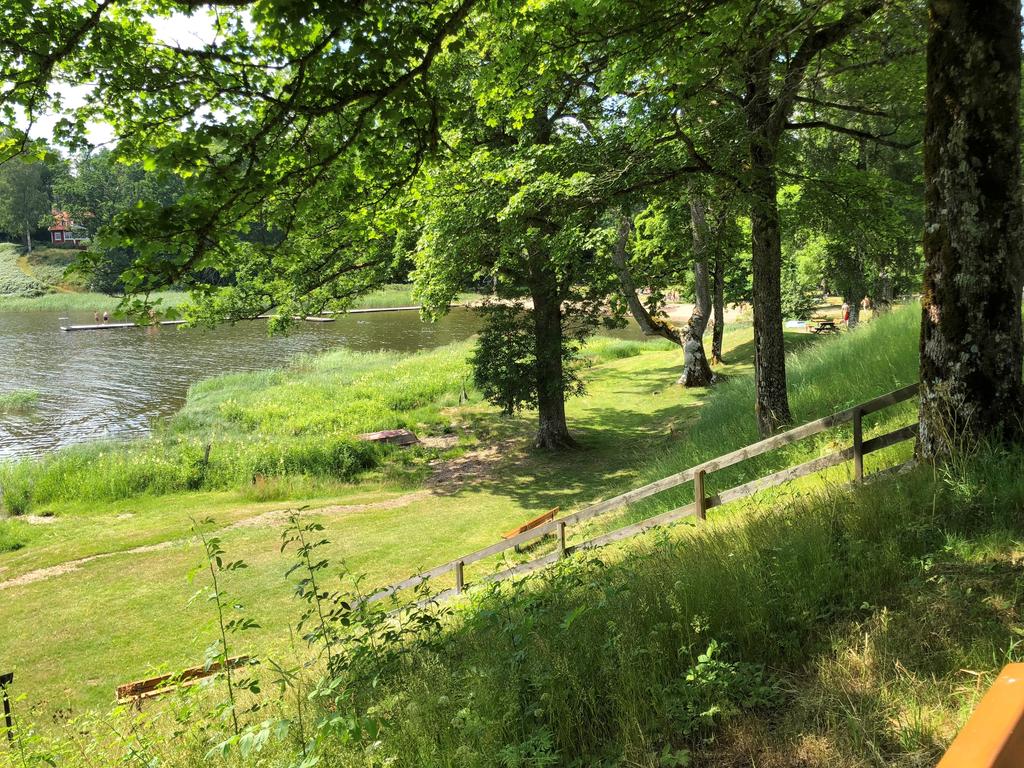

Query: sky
left=24, top=12, right=219, bottom=148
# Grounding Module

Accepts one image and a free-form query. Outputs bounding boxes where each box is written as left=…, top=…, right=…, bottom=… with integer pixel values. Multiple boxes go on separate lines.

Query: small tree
left=0, top=160, right=49, bottom=252
left=471, top=301, right=586, bottom=420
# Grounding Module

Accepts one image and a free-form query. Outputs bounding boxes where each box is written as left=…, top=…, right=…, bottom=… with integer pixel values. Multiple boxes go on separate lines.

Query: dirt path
left=0, top=441, right=511, bottom=591
left=0, top=492, right=432, bottom=591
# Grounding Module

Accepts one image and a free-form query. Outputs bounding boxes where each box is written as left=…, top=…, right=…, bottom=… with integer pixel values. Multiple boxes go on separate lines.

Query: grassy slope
left=0, top=329, right=739, bottom=719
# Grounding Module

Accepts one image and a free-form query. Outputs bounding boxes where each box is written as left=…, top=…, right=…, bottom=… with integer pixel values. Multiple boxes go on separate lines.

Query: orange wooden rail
left=938, top=664, right=1024, bottom=768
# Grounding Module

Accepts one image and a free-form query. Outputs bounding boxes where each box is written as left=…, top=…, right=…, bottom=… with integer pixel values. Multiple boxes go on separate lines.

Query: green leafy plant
left=471, top=302, right=586, bottom=417
left=189, top=517, right=261, bottom=736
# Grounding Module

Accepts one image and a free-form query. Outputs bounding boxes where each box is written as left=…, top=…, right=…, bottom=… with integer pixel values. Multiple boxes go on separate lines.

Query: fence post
left=695, top=469, right=707, bottom=521
left=853, top=407, right=864, bottom=482
left=557, top=521, right=567, bottom=557
left=1, top=672, right=12, bottom=744
left=454, top=561, right=464, bottom=594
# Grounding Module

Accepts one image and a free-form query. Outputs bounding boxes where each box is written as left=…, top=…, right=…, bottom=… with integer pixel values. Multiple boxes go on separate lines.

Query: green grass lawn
left=0, top=326, right=747, bottom=720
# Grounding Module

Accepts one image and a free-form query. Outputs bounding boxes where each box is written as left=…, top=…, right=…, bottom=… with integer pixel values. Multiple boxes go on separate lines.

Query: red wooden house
left=49, top=211, right=87, bottom=245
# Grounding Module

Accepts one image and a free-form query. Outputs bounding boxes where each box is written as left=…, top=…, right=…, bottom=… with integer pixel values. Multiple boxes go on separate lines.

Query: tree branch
left=784, top=120, right=919, bottom=148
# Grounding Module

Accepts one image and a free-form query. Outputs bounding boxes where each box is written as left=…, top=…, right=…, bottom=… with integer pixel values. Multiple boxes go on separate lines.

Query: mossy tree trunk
left=528, top=256, right=576, bottom=450
left=711, top=248, right=725, bottom=364
left=747, top=128, right=793, bottom=434
left=679, top=197, right=715, bottom=387
left=918, top=0, right=1024, bottom=457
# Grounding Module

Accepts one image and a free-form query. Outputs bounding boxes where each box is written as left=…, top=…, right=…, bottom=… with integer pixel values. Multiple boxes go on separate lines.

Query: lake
left=0, top=307, right=483, bottom=460
left=0, top=307, right=646, bottom=460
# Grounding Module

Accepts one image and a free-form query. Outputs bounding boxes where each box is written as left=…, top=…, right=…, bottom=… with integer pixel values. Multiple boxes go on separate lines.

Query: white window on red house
left=54, top=231, right=63, bottom=241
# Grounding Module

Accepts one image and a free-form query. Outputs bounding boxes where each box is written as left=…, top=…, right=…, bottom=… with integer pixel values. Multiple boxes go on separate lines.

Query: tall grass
left=351, top=283, right=483, bottom=309
left=0, top=289, right=186, bottom=312
left=0, top=389, right=39, bottom=412
left=0, top=517, right=31, bottom=552
left=623, top=306, right=920, bottom=517
left=0, top=342, right=478, bottom=513
left=313, top=445, right=1024, bottom=767
left=0, top=243, right=46, bottom=297
left=9, top=446, right=1022, bottom=768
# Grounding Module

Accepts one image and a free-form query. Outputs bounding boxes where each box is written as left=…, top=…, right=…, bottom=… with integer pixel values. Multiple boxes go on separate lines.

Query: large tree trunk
left=528, top=263, right=576, bottom=450
left=711, top=247, right=725, bottom=364
left=611, top=212, right=680, bottom=346
left=679, top=198, right=715, bottom=387
left=843, top=257, right=865, bottom=329
left=847, top=139, right=868, bottom=330
left=748, top=135, right=793, bottom=434
left=918, top=0, right=1024, bottom=457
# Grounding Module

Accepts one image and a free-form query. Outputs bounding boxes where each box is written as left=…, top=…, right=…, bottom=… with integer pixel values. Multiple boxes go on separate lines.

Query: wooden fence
left=366, top=383, right=921, bottom=608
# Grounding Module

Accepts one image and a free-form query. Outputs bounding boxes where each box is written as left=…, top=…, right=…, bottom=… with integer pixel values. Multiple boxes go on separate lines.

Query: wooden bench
left=116, top=656, right=251, bottom=707
left=938, top=663, right=1024, bottom=767
left=502, top=507, right=560, bottom=542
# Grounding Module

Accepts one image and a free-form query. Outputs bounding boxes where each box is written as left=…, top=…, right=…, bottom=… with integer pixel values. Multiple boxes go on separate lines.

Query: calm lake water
left=0, top=308, right=484, bottom=460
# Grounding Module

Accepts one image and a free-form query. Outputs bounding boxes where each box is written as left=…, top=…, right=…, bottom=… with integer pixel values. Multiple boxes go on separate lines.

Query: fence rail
left=366, top=383, right=920, bottom=607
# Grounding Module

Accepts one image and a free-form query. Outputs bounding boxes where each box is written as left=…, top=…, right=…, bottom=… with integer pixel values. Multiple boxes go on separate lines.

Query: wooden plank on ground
left=357, top=428, right=420, bottom=447
left=116, top=656, right=251, bottom=703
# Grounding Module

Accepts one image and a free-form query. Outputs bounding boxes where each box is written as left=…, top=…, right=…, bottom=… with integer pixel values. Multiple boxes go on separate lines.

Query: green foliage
left=470, top=303, right=585, bottom=417
left=190, top=518, right=262, bottom=736
left=0, top=518, right=30, bottom=552
left=0, top=243, right=46, bottom=296
left=780, top=264, right=818, bottom=320
left=23, top=247, right=89, bottom=290
left=0, top=388, right=39, bottom=412
left=54, top=149, right=186, bottom=292
left=0, top=159, right=50, bottom=249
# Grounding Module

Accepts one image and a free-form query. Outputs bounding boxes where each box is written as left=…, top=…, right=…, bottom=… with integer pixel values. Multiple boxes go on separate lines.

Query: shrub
left=0, top=518, right=29, bottom=552
left=470, top=302, right=586, bottom=416
left=0, top=389, right=39, bottom=412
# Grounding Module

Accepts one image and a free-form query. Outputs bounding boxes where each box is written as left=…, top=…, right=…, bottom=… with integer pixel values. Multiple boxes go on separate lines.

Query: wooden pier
left=56, top=301, right=467, bottom=331
left=60, top=320, right=188, bottom=332
left=60, top=316, right=336, bottom=332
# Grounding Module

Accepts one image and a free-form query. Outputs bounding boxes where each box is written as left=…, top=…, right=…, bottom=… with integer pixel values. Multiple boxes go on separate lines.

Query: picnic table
left=809, top=316, right=839, bottom=334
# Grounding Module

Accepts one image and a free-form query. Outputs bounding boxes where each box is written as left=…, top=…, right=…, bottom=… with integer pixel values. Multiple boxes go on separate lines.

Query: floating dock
left=61, top=316, right=337, bottom=332
left=56, top=302, right=468, bottom=331
left=60, top=320, right=188, bottom=332
left=331, top=305, right=422, bottom=314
